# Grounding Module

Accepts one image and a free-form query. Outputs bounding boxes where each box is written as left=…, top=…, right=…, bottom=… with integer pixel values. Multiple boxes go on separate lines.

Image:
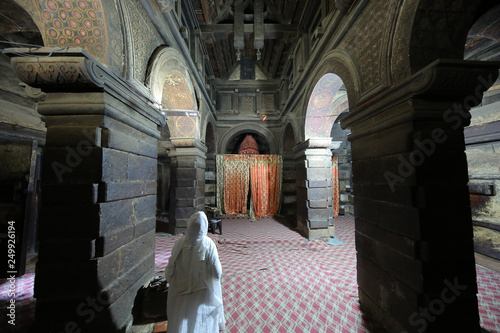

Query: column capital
left=293, top=138, right=334, bottom=154
left=169, top=138, right=208, bottom=158
left=8, top=47, right=166, bottom=127
left=343, top=59, right=500, bottom=130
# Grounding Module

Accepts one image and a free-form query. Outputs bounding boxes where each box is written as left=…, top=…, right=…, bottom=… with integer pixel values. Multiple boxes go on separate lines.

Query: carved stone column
left=9, top=48, right=165, bottom=332
left=342, top=60, right=499, bottom=333
left=168, top=138, right=207, bottom=234
left=294, top=138, right=335, bottom=239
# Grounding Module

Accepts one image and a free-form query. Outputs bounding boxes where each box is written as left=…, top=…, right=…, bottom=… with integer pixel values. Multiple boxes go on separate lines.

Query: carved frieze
left=9, top=48, right=166, bottom=126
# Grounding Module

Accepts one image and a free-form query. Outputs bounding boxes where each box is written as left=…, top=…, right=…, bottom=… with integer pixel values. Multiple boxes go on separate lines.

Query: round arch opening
left=225, top=132, right=271, bottom=154
left=305, top=73, right=349, bottom=140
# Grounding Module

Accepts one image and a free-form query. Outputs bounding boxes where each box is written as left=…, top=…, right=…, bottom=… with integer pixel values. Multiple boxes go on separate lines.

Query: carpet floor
left=155, top=215, right=500, bottom=333
left=2, top=215, right=500, bottom=332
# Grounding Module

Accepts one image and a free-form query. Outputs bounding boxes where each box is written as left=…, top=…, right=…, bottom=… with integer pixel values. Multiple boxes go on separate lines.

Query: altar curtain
left=332, top=157, right=339, bottom=218
left=249, top=155, right=283, bottom=220
left=219, top=155, right=250, bottom=216
left=216, top=155, right=283, bottom=219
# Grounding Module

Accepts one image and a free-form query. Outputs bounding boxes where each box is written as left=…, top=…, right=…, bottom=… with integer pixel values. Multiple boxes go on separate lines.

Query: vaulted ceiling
left=192, top=0, right=308, bottom=80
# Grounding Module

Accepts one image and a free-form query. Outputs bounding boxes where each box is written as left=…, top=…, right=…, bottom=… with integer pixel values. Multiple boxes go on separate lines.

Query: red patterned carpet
left=2, top=215, right=500, bottom=332
left=155, top=215, right=500, bottom=333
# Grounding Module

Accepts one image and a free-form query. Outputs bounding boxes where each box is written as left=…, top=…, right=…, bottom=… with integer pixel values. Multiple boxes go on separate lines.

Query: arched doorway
left=464, top=4, right=500, bottom=265
left=295, top=72, right=351, bottom=239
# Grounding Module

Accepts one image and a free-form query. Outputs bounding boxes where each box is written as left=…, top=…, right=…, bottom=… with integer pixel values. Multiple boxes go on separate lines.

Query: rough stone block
left=95, top=226, right=135, bottom=257
left=101, top=118, right=157, bottom=158
left=176, top=168, right=198, bottom=179
left=97, top=231, right=155, bottom=289
left=102, top=148, right=128, bottom=181
left=45, top=126, right=102, bottom=147
left=100, top=180, right=156, bottom=202
left=99, top=195, right=156, bottom=236
left=134, top=217, right=156, bottom=238
left=308, top=218, right=329, bottom=229
left=128, top=154, right=156, bottom=181
left=308, top=200, right=329, bottom=208
left=355, top=197, right=421, bottom=239
left=356, top=230, right=421, bottom=289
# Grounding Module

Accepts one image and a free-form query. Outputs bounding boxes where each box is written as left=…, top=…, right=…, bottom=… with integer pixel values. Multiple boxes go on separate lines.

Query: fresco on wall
left=31, top=0, right=123, bottom=74
left=162, top=70, right=198, bottom=138
left=305, top=73, right=347, bottom=139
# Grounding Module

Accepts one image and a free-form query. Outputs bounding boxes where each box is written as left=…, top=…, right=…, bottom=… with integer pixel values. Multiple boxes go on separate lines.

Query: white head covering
left=165, top=211, right=212, bottom=281
left=184, top=211, right=208, bottom=246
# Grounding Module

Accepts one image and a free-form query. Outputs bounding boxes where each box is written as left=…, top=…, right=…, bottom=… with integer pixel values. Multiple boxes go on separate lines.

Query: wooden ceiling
left=192, top=0, right=307, bottom=80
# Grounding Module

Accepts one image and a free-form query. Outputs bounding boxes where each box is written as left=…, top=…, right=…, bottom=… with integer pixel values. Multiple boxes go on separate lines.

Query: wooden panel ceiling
left=192, top=0, right=307, bottom=80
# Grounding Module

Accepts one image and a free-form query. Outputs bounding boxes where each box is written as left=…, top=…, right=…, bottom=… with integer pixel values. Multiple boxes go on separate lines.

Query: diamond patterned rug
left=155, top=215, right=500, bottom=332
left=1, top=215, right=499, bottom=332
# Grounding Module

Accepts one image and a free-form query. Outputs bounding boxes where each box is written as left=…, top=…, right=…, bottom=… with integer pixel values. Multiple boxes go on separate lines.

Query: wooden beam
left=200, top=23, right=297, bottom=35
left=263, top=0, right=286, bottom=24
left=212, top=0, right=233, bottom=24
left=270, top=40, right=285, bottom=78
left=200, top=0, right=212, bottom=24
left=254, top=0, right=264, bottom=50
left=234, top=0, right=244, bottom=49
left=284, top=0, right=298, bottom=24
left=263, top=39, right=275, bottom=73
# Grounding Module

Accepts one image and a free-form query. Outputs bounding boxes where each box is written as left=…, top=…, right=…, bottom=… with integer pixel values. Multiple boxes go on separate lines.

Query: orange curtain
left=249, top=155, right=282, bottom=220
left=332, top=157, right=339, bottom=218
left=223, top=155, right=250, bottom=216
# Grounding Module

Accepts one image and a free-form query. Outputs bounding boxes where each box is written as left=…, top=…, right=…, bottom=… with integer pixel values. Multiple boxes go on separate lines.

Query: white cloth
left=165, top=212, right=225, bottom=332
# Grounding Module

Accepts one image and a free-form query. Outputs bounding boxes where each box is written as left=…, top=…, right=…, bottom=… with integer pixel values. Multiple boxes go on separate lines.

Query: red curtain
left=249, top=155, right=281, bottom=220
left=332, top=157, right=339, bottom=218
left=223, top=155, right=250, bottom=216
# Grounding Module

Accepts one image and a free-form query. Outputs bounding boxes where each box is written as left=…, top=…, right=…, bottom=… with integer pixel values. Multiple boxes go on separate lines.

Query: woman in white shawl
left=165, top=211, right=225, bottom=332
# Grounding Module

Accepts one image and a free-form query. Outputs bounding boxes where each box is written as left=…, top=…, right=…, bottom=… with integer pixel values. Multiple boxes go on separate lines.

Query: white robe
left=165, top=212, right=225, bottom=333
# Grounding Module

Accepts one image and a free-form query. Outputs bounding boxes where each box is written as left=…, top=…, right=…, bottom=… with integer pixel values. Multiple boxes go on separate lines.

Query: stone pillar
left=205, top=151, right=216, bottom=207
left=294, top=139, right=334, bottom=239
left=342, top=60, right=499, bottom=333
left=281, top=151, right=297, bottom=227
left=9, top=48, right=165, bottom=332
left=168, top=139, right=207, bottom=234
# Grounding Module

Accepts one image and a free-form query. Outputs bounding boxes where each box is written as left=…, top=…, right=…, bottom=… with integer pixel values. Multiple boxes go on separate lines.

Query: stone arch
left=218, top=123, right=279, bottom=154
left=146, top=46, right=200, bottom=140
left=282, top=121, right=297, bottom=155
left=0, top=1, right=43, bottom=47
left=304, top=73, right=350, bottom=141
left=205, top=120, right=216, bottom=155
left=281, top=114, right=301, bottom=151
left=299, top=50, right=358, bottom=142
left=391, top=0, right=498, bottom=81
